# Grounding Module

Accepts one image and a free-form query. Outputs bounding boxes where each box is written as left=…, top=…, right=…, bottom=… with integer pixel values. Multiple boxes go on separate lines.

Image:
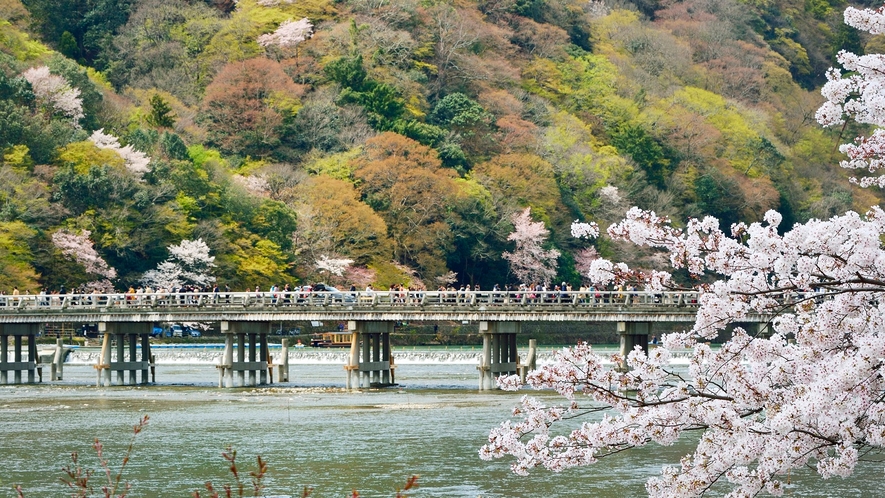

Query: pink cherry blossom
left=502, top=207, right=560, bottom=284
left=483, top=4, right=885, bottom=495
left=257, top=18, right=313, bottom=49
left=51, top=229, right=117, bottom=281
left=21, top=66, right=84, bottom=126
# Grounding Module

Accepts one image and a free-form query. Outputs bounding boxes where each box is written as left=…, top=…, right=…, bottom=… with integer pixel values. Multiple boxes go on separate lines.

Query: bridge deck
left=0, top=290, right=731, bottom=324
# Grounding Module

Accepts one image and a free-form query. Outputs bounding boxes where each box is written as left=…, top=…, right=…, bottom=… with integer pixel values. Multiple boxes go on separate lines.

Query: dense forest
left=0, top=0, right=880, bottom=292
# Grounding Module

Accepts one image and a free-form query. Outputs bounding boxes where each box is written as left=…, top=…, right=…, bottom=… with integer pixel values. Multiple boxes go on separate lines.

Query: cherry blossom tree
left=231, top=174, right=271, bottom=197
left=21, top=66, right=84, bottom=126
left=51, top=229, right=117, bottom=292
left=343, top=265, right=376, bottom=289
left=435, top=271, right=459, bottom=287
left=572, top=247, right=599, bottom=279
left=257, top=18, right=313, bottom=49
left=502, top=207, right=560, bottom=285
left=315, top=255, right=354, bottom=278
left=142, top=239, right=216, bottom=290
left=482, top=4, right=885, bottom=496
left=816, top=6, right=885, bottom=188
left=89, top=129, right=151, bottom=177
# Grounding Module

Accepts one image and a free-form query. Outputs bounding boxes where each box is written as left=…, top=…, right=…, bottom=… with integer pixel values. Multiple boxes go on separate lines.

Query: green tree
left=57, top=30, right=79, bottom=60
left=159, top=132, right=188, bottom=161
left=249, top=200, right=297, bottom=252
left=215, top=231, right=293, bottom=290
left=610, top=123, right=672, bottom=189
left=693, top=171, right=745, bottom=229
left=146, top=94, right=175, bottom=129
left=325, top=54, right=406, bottom=128
left=429, top=93, right=494, bottom=164
left=53, top=164, right=136, bottom=214
left=0, top=220, right=40, bottom=291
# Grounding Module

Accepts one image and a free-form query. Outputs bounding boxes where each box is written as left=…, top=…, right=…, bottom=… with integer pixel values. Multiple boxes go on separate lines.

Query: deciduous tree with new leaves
left=482, top=4, right=885, bottom=496
left=501, top=207, right=559, bottom=285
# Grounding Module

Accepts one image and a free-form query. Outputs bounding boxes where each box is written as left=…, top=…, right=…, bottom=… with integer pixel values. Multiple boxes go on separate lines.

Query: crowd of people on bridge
left=0, top=280, right=693, bottom=308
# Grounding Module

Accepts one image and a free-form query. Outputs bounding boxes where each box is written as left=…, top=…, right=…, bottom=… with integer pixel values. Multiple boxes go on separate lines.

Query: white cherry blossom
left=483, top=3, right=885, bottom=495
left=257, top=18, right=313, bottom=48
left=21, top=66, right=84, bottom=126
left=89, top=129, right=151, bottom=177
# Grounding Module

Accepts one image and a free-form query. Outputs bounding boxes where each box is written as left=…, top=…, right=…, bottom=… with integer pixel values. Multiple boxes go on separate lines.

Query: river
left=0, top=345, right=879, bottom=497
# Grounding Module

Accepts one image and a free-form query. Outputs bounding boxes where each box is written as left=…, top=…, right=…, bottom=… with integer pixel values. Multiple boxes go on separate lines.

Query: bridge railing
left=0, top=290, right=701, bottom=312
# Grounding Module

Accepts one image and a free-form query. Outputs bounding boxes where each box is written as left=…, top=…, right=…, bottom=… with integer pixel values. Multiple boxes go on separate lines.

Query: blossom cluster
left=816, top=6, right=885, bottom=187
left=503, top=207, right=560, bottom=284
left=142, top=239, right=216, bottom=290
left=231, top=174, right=270, bottom=196
left=315, top=255, right=354, bottom=277
left=257, top=18, right=313, bottom=48
left=89, top=129, right=151, bottom=177
left=21, top=66, right=84, bottom=126
left=483, top=4, right=885, bottom=494
left=51, top=229, right=117, bottom=292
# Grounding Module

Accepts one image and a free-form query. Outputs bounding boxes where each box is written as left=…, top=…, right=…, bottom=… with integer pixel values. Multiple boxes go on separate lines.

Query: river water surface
left=1, top=345, right=880, bottom=497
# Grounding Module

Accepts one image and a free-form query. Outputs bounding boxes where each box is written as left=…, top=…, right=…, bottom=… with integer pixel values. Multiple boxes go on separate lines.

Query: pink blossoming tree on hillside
left=21, top=66, right=84, bottom=126
left=51, top=229, right=116, bottom=292
left=257, top=18, right=313, bottom=49
left=482, top=4, right=885, bottom=496
left=502, top=207, right=560, bottom=285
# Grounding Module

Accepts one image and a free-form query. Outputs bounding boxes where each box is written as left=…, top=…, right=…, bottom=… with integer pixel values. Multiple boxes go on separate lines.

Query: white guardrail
left=0, top=290, right=701, bottom=312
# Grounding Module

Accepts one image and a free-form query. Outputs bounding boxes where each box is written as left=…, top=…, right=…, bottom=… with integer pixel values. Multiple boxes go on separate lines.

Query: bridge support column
left=277, top=338, right=290, bottom=383
left=218, top=321, right=270, bottom=388
left=478, top=321, right=520, bottom=390
left=95, top=323, right=152, bottom=387
left=618, top=321, right=651, bottom=372
left=0, top=324, right=40, bottom=384
left=345, top=321, right=395, bottom=389
left=50, top=338, right=65, bottom=381
left=518, top=339, right=538, bottom=383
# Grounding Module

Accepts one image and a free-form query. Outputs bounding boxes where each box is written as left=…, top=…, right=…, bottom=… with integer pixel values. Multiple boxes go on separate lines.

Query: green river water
left=0, top=346, right=880, bottom=497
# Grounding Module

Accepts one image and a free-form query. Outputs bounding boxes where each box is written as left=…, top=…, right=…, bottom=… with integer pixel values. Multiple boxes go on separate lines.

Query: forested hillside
left=0, top=0, right=879, bottom=291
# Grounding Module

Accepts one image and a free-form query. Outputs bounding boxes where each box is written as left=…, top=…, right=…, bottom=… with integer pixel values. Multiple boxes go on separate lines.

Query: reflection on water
left=0, top=346, right=877, bottom=497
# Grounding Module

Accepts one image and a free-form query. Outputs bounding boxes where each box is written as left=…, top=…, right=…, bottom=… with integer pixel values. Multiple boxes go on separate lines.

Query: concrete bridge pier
left=478, top=321, right=520, bottom=390
left=50, top=338, right=65, bottom=381
left=0, top=323, right=40, bottom=384
left=618, top=321, right=651, bottom=372
left=95, top=323, right=152, bottom=387
left=277, top=338, right=290, bottom=383
left=346, top=321, right=395, bottom=389
left=518, top=338, right=538, bottom=383
left=218, top=321, right=269, bottom=388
